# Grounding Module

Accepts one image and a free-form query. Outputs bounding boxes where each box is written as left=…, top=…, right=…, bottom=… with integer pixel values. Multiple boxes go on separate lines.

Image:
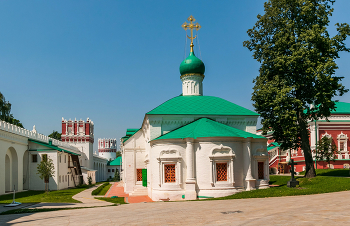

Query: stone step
left=129, top=187, right=148, bottom=196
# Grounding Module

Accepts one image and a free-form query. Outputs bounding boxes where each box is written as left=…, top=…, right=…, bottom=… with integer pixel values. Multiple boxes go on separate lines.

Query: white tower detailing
left=98, top=138, right=117, bottom=161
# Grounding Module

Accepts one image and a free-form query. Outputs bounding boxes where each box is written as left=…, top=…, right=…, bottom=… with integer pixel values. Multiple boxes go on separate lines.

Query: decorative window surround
left=157, top=149, right=182, bottom=189
left=322, top=132, right=332, bottom=139
left=337, top=132, right=348, bottom=154
left=209, top=145, right=235, bottom=187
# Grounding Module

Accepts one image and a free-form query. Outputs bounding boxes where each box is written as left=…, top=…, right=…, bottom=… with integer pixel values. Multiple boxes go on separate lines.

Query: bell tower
left=61, top=117, right=94, bottom=168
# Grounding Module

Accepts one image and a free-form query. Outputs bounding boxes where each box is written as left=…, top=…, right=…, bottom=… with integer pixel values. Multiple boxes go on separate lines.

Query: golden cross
left=182, top=15, right=201, bottom=53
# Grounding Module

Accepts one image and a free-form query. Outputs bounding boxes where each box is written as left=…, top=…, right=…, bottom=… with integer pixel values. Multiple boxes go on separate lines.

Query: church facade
left=121, top=16, right=269, bottom=201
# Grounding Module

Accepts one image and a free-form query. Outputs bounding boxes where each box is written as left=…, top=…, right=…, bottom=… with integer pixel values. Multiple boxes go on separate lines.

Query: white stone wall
left=149, top=142, right=186, bottom=201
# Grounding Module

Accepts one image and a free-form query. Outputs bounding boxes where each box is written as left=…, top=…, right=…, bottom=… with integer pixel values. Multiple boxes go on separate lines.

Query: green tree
left=114, top=168, right=120, bottom=181
left=0, top=92, right=23, bottom=128
left=37, top=154, right=55, bottom=193
left=315, top=136, right=338, bottom=168
left=244, top=0, right=350, bottom=178
left=48, top=130, right=62, bottom=140
left=116, top=151, right=122, bottom=158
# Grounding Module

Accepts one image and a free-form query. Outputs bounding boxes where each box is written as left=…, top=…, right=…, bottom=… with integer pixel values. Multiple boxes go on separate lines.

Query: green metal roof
left=267, top=142, right=280, bottom=151
left=109, top=156, right=122, bottom=166
left=179, top=51, right=205, bottom=76
left=147, top=95, right=259, bottom=116
left=305, top=101, right=350, bottom=115
left=122, top=128, right=140, bottom=143
left=330, top=102, right=350, bottom=114
left=28, top=139, right=81, bottom=156
left=153, top=118, right=265, bottom=141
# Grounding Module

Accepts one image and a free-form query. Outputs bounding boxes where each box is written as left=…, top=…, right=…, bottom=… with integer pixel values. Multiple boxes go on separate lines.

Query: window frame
left=157, top=149, right=182, bottom=189
left=209, top=145, right=235, bottom=187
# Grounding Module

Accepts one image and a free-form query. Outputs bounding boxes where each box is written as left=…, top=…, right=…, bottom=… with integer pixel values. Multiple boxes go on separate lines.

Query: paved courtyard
left=1, top=189, right=350, bottom=225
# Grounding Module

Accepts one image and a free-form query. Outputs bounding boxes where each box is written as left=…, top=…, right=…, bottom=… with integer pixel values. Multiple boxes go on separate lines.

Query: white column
left=185, top=138, right=196, bottom=200
left=244, top=139, right=256, bottom=191
left=186, top=139, right=195, bottom=182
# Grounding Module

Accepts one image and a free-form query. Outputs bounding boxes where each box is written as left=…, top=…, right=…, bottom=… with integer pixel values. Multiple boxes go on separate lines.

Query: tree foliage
left=36, top=154, right=55, bottom=193
left=244, top=0, right=350, bottom=178
left=0, top=92, right=23, bottom=128
left=48, top=130, right=62, bottom=140
left=315, top=136, right=338, bottom=166
left=116, top=151, right=122, bottom=158
left=114, top=168, right=120, bottom=181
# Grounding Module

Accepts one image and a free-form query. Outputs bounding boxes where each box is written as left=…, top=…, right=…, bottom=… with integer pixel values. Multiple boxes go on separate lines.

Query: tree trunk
left=299, top=117, right=316, bottom=178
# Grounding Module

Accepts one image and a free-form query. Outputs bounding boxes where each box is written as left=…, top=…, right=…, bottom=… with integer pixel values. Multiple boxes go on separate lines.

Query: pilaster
left=185, top=138, right=196, bottom=200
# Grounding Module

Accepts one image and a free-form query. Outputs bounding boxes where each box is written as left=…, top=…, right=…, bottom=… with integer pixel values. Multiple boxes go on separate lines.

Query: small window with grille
left=164, top=164, right=176, bottom=183
left=216, top=163, right=227, bottom=181
left=137, top=169, right=143, bottom=181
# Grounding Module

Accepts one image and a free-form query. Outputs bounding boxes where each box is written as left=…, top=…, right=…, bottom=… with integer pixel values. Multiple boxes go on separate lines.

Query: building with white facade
left=120, top=16, right=269, bottom=201
left=0, top=117, right=108, bottom=195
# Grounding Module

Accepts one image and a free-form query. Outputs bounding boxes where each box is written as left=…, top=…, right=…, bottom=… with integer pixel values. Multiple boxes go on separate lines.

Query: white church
left=121, top=16, right=269, bottom=201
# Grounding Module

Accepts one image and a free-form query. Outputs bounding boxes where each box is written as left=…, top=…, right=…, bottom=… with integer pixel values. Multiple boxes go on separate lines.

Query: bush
left=91, top=182, right=110, bottom=196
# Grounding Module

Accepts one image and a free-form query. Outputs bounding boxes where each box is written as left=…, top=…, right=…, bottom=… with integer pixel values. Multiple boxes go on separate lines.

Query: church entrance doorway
left=5, top=147, right=19, bottom=192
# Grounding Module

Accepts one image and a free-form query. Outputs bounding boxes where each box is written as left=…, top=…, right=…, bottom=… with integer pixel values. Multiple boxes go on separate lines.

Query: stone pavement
left=105, top=182, right=153, bottom=204
left=2, top=190, right=350, bottom=225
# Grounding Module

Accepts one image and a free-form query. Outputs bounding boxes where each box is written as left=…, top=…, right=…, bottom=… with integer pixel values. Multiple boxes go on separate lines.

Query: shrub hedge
left=91, top=182, right=110, bottom=196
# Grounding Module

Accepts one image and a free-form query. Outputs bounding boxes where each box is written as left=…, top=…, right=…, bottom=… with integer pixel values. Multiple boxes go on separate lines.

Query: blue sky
left=1, top=0, right=350, bottom=152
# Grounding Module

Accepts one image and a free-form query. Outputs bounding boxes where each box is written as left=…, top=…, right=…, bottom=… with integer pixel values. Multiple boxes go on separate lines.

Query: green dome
left=179, top=52, right=205, bottom=76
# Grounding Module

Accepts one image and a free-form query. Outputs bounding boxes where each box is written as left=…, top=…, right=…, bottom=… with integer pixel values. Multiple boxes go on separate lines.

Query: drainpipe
left=315, top=119, right=318, bottom=169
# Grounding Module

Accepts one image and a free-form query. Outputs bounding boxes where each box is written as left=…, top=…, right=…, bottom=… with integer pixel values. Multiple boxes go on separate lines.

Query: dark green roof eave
left=28, top=139, right=81, bottom=156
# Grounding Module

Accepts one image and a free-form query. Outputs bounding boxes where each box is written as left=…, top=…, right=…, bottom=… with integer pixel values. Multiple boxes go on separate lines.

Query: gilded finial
left=182, top=15, right=201, bottom=53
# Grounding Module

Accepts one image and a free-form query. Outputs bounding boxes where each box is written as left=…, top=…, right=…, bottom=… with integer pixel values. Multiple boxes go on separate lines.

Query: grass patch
left=98, top=184, right=112, bottom=196
left=91, top=182, right=111, bottom=196
left=209, top=175, right=350, bottom=200
left=0, top=187, right=86, bottom=204
left=299, top=169, right=350, bottom=177
left=95, top=197, right=127, bottom=205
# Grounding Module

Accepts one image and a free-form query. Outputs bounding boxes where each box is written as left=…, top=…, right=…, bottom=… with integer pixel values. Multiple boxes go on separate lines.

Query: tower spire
left=182, top=15, right=201, bottom=53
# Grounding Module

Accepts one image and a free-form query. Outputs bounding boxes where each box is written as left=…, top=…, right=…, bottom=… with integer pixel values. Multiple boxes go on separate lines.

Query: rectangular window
left=112, top=169, right=115, bottom=172
left=32, top=154, right=37, bottom=163
left=108, top=169, right=111, bottom=172
left=137, top=169, right=143, bottom=181
left=42, top=154, right=47, bottom=162
left=164, top=164, right=176, bottom=183
left=258, top=162, right=264, bottom=179
left=216, top=163, right=227, bottom=181
left=59, top=176, right=61, bottom=183
left=340, top=142, right=345, bottom=151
